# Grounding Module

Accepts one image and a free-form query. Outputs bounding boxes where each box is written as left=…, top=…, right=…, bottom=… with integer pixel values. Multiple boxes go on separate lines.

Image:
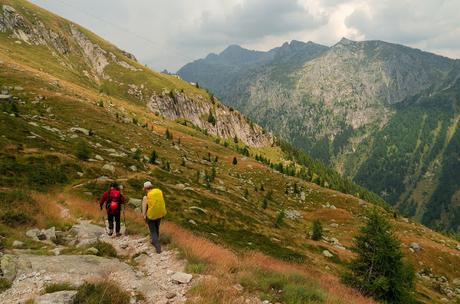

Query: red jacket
left=99, top=187, right=125, bottom=214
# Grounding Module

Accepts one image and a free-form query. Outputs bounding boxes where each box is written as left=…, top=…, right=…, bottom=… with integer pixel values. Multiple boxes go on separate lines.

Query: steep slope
left=178, top=38, right=460, bottom=231
left=0, top=1, right=459, bottom=303
left=0, top=0, right=272, bottom=148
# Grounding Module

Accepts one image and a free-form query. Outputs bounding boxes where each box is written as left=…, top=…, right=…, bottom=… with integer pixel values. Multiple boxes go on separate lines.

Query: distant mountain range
left=178, top=38, right=460, bottom=231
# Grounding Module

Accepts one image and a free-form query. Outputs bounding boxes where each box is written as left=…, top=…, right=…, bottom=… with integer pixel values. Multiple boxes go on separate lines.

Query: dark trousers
left=147, top=218, right=161, bottom=253
left=108, top=211, right=121, bottom=233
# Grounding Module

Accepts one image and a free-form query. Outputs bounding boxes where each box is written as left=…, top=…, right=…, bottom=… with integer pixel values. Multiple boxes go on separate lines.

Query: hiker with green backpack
left=142, top=181, right=167, bottom=253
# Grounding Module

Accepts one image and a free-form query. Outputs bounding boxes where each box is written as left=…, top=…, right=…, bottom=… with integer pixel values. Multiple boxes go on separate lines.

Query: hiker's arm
left=99, top=192, right=107, bottom=209
left=142, top=196, right=147, bottom=219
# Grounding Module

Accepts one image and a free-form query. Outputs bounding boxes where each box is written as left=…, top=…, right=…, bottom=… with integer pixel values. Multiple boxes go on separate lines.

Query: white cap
left=143, top=181, right=153, bottom=189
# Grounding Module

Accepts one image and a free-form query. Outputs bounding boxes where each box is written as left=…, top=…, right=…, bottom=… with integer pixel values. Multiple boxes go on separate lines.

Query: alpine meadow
left=0, top=1, right=459, bottom=304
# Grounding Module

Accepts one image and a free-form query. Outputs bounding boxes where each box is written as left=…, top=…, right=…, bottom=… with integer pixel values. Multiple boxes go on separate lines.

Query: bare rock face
left=70, top=26, right=109, bottom=76
left=148, top=90, right=274, bottom=148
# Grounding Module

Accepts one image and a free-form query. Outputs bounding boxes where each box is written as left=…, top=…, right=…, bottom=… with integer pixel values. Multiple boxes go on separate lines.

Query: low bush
left=89, top=241, right=117, bottom=258
left=0, top=278, right=12, bottom=293
left=0, top=210, right=35, bottom=227
left=72, top=281, right=130, bottom=304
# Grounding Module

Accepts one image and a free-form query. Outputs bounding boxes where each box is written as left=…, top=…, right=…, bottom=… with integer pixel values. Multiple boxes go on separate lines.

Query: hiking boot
left=116, top=232, right=122, bottom=237
left=108, top=229, right=113, bottom=236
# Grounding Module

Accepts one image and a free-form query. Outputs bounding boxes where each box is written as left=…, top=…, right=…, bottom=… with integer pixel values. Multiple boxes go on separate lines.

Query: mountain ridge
left=178, top=37, right=460, bottom=231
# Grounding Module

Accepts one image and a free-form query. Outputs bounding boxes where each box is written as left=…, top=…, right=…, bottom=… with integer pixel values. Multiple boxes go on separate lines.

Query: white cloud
left=30, top=0, right=460, bottom=71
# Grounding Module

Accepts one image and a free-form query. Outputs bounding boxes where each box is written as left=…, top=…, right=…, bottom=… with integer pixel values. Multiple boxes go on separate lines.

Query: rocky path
left=0, top=220, right=194, bottom=304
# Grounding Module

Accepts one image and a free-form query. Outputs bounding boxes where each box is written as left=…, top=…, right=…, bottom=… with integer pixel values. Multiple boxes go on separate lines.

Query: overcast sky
left=30, top=0, right=460, bottom=72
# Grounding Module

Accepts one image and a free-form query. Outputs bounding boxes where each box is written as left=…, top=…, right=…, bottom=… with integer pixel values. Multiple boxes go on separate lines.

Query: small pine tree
left=133, top=148, right=142, bottom=161
left=260, top=184, right=265, bottom=192
left=149, top=150, right=158, bottom=164
left=343, top=210, right=415, bottom=303
left=233, top=135, right=238, bottom=144
left=261, top=197, right=268, bottom=209
left=207, top=109, right=216, bottom=125
left=311, top=219, right=323, bottom=241
left=165, top=128, right=173, bottom=140
left=273, top=209, right=285, bottom=228
left=181, top=157, right=186, bottom=166
left=232, top=157, right=238, bottom=166
left=10, top=103, right=19, bottom=116
left=75, top=140, right=90, bottom=161
left=243, top=188, right=249, bottom=199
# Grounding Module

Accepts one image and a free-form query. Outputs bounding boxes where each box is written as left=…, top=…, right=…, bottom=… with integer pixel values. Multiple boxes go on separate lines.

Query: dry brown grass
left=161, top=221, right=375, bottom=304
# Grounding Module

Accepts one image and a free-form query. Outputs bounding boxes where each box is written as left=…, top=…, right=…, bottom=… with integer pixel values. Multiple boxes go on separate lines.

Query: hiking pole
left=122, top=206, right=127, bottom=235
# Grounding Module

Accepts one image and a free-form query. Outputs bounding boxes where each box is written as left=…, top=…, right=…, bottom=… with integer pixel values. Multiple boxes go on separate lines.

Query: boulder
left=26, top=228, right=41, bottom=240
left=0, top=254, right=17, bottom=281
left=409, top=242, right=422, bottom=252
left=171, top=272, right=193, bottom=284
left=165, top=292, right=176, bottom=299
left=69, top=127, right=90, bottom=136
left=43, top=227, right=57, bottom=242
left=12, top=240, right=24, bottom=248
left=95, top=155, right=104, bottom=161
left=129, top=198, right=142, bottom=208
left=102, top=164, right=115, bottom=174
left=322, top=250, right=333, bottom=258
left=35, top=290, right=78, bottom=304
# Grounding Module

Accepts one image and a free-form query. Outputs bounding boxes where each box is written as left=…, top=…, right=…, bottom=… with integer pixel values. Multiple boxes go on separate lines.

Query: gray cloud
left=30, top=0, right=460, bottom=72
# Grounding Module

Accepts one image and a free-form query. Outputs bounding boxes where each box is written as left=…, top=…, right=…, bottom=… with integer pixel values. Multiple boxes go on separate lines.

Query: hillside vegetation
left=0, top=1, right=459, bottom=303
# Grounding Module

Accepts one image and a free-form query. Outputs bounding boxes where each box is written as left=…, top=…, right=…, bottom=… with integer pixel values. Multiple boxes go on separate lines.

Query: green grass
left=44, top=282, right=77, bottom=293
left=72, top=281, right=130, bottom=304
left=0, top=278, right=12, bottom=293
left=240, top=268, right=325, bottom=304
left=86, top=241, right=118, bottom=258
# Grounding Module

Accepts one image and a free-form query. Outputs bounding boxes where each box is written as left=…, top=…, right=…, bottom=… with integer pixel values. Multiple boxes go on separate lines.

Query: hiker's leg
left=107, top=212, right=114, bottom=233
left=148, top=219, right=161, bottom=253
left=155, top=218, right=161, bottom=238
left=115, top=212, right=121, bottom=234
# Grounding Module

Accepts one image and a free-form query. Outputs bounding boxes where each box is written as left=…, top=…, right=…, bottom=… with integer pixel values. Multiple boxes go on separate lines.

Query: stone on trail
left=171, top=272, right=193, bottom=284
left=409, top=242, right=422, bottom=252
left=35, top=290, right=77, bottom=304
left=0, top=254, right=17, bottom=281
left=102, top=163, right=115, bottom=174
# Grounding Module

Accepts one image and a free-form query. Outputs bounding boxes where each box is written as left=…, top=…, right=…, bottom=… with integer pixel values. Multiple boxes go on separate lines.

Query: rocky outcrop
left=148, top=90, right=274, bottom=147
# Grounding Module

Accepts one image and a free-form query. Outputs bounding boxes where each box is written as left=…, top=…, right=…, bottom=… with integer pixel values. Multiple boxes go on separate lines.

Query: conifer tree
left=232, top=157, right=238, bottom=165
left=343, top=210, right=415, bottom=303
left=311, top=219, right=323, bottom=241
left=149, top=150, right=158, bottom=164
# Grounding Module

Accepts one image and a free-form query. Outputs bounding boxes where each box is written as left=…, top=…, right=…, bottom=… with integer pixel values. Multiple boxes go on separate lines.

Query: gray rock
left=129, top=198, right=142, bottom=208
left=165, top=292, right=176, bottom=299
left=188, top=219, right=197, bottom=226
left=35, top=291, right=78, bottom=304
left=189, top=206, right=207, bottom=214
left=129, top=165, right=137, bottom=172
left=102, top=164, right=115, bottom=174
left=322, top=250, right=333, bottom=258
left=175, top=184, right=186, bottom=190
left=26, top=228, right=41, bottom=240
left=43, top=227, right=57, bottom=242
left=453, top=278, right=460, bottom=286
left=70, top=127, right=90, bottom=136
left=95, top=155, right=104, bottom=161
left=12, top=240, right=24, bottom=248
left=409, top=242, right=422, bottom=252
left=0, top=254, right=17, bottom=281
left=330, top=223, right=339, bottom=228
left=171, top=272, right=193, bottom=284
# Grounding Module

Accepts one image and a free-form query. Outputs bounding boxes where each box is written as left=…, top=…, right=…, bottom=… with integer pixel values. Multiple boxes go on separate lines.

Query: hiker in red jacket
left=99, top=183, right=125, bottom=236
